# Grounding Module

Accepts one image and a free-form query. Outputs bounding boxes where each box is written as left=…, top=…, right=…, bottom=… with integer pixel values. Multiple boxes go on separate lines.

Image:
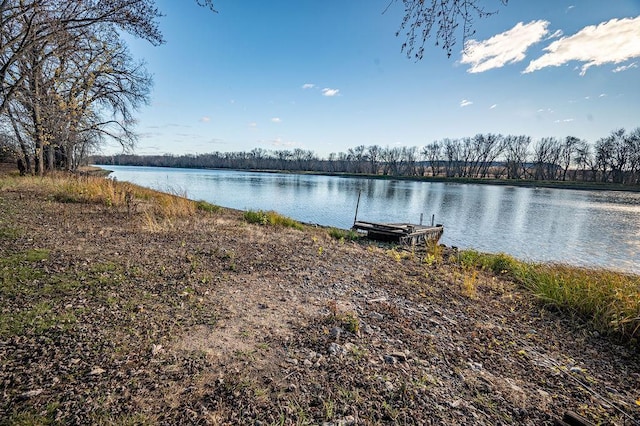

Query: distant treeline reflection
left=93, top=128, right=640, bottom=186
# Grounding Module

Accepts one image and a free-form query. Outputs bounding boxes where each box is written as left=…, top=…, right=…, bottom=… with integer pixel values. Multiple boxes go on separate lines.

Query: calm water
left=98, top=165, right=640, bottom=274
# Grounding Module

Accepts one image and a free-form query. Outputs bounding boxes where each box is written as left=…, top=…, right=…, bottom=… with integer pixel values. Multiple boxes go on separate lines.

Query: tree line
left=93, top=128, right=640, bottom=186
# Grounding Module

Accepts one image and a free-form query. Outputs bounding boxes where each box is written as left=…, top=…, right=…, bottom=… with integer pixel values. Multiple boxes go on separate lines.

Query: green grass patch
left=4, top=403, right=60, bottom=426
left=196, top=200, right=222, bottom=213
left=327, top=227, right=360, bottom=242
left=0, top=225, right=20, bottom=240
left=457, top=250, right=525, bottom=277
left=243, top=210, right=268, bottom=225
left=456, top=250, right=640, bottom=344
left=0, top=302, right=76, bottom=337
left=0, top=256, right=136, bottom=339
left=243, top=210, right=303, bottom=230
left=0, top=249, right=50, bottom=297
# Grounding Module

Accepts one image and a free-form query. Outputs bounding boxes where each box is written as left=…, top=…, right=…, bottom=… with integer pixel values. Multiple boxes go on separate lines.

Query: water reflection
left=100, top=165, right=640, bottom=274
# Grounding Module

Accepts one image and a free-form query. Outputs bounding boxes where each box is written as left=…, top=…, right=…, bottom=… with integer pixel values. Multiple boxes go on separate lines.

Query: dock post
left=353, top=191, right=361, bottom=224
left=431, top=214, right=435, bottom=227
left=420, top=213, right=423, bottom=226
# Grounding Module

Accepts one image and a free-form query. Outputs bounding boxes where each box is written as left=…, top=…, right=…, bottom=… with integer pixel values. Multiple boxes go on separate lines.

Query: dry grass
left=1, top=173, right=211, bottom=219
left=525, top=264, right=640, bottom=340
left=457, top=250, right=640, bottom=343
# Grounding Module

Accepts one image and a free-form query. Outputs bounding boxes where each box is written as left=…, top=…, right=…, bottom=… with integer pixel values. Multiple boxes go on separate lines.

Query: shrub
left=457, top=250, right=524, bottom=277
left=243, top=210, right=303, bottom=230
left=327, top=227, right=360, bottom=241
left=244, top=210, right=268, bottom=225
left=196, top=200, right=222, bottom=213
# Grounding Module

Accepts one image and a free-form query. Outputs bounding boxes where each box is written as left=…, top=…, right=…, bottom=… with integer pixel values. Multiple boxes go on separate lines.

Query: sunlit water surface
left=99, top=165, right=640, bottom=274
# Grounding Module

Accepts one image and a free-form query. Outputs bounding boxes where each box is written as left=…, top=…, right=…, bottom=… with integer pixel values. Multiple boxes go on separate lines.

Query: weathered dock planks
left=352, top=220, right=444, bottom=245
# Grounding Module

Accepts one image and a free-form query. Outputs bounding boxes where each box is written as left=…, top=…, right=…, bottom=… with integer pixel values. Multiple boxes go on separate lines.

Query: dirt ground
left=1, top=171, right=639, bottom=425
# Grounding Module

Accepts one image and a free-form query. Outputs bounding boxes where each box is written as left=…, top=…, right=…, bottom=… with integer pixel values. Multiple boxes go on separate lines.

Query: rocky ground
left=0, top=171, right=639, bottom=425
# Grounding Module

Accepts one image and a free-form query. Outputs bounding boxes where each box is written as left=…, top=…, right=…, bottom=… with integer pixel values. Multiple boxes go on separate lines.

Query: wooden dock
left=352, top=220, right=444, bottom=246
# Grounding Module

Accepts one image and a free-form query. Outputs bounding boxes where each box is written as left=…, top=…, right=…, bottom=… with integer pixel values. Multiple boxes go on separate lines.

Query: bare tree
left=532, top=137, right=562, bottom=180
left=442, top=138, right=460, bottom=177
left=367, top=145, right=382, bottom=175
left=399, top=146, right=418, bottom=176
left=5, top=19, right=151, bottom=173
left=559, top=136, right=580, bottom=181
left=594, top=128, right=636, bottom=184
left=475, top=133, right=504, bottom=177
left=347, top=145, right=368, bottom=173
left=1, top=0, right=163, bottom=116
left=422, top=141, right=442, bottom=177
left=503, top=135, right=530, bottom=179
left=627, top=128, right=640, bottom=185
left=394, top=0, right=509, bottom=59
left=381, top=146, right=402, bottom=175
left=574, top=139, right=594, bottom=182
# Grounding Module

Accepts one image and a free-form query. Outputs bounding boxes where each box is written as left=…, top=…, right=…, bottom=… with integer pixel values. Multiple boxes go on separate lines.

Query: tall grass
left=523, top=265, right=640, bottom=340
left=2, top=173, right=220, bottom=219
left=456, top=250, right=640, bottom=344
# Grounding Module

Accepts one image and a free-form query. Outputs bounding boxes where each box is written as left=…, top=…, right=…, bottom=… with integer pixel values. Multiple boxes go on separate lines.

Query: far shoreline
left=93, top=163, right=640, bottom=193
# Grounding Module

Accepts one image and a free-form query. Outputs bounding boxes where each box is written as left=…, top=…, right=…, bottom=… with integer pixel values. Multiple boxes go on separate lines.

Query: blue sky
left=106, top=0, right=640, bottom=158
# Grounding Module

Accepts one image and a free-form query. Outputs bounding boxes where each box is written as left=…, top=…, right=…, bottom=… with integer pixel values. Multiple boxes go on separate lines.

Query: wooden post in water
left=420, top=213, right=423, bottom=226
left=353, top=191, right=361, bottom=224
left=431, top=214, right=435, bottom=227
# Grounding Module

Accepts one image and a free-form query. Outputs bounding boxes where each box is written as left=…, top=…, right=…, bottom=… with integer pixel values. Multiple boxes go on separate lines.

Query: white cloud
left=554, top=118, right=575, bottom=123
left=524, top=16, right=640, bottom=75
left=461, top=20, right=550, bottom=73
left=599, top=93, right=607, bottom=97
left=271, top=117, right=282, bottom=123
left=490, top=104, right=497, bottom=109
left=612, top=61, right=638, bottom=72
left=460, top=99, right=473, bottom=107
left=549, top=29, right=564, bottom=39
left=302, top=83, right=315, bottom=89
left=248, top=122, right=257, bottom=128
left=567, top=5, right=575, bottom=12
left=200, top=116, right=211, bottom=123
left=322, top=88, right=340, bottom=97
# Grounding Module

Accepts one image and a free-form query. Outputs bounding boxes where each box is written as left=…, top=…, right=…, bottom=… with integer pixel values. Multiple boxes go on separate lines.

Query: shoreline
left=93, top=163, right=640, bottom=193
left=94, top=164, right=640, bottom=275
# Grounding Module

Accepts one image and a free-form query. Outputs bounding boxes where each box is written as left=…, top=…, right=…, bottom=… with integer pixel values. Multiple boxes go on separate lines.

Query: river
left=98, top=165, right=640, bottom=274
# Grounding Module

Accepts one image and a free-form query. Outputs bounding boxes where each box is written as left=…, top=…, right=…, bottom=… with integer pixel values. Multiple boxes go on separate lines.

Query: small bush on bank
left=327, top=227, right=360, bottom=242
left=196, top=200, right=222, bottom=213
left=243, top=210, right=303, bottom=230
left=243, top=210, right=268, bottom=225
left=457, top=250, right=524, bottom=277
